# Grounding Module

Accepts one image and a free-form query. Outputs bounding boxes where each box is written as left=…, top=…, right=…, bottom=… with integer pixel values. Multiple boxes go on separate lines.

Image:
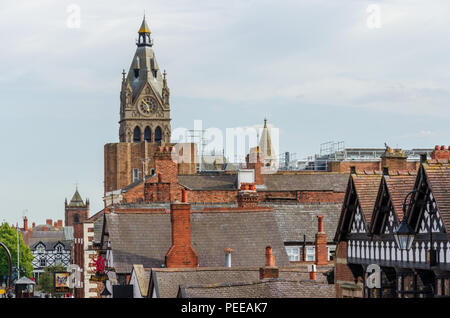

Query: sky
left=0, top=0, right=449, bottom=225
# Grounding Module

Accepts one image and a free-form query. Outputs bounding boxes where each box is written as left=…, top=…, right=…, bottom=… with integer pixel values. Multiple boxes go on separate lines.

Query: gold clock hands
left=142, top=100, right=150, bottom=112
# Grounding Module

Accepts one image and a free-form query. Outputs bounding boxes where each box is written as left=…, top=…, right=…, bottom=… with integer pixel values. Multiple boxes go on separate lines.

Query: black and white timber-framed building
left=334, top=156, right=450, bottom=298
left=30, top=241, right=71, bottom=281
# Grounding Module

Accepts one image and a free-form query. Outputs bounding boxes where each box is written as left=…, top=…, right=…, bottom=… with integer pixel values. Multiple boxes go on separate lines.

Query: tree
left=37, top=265, right=67, bottom=297
left=0, top=223, right=34, bottom=283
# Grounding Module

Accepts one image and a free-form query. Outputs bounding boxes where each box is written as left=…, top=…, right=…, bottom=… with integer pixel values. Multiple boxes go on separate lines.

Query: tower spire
left=137, top=16, right=152, bottom=47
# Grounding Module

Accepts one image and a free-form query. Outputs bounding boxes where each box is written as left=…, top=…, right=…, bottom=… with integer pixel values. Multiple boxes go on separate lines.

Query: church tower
left=65, top=187, right=90, bottom=227
left=119, top=16, right=171, bottom=143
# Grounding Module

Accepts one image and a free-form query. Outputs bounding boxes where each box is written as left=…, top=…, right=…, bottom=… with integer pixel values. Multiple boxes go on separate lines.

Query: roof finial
left=264, top=117, right=267, bottom=128
left=138, top=14, right=151, bottom=34
left=122, top=69, right=126, bottom=81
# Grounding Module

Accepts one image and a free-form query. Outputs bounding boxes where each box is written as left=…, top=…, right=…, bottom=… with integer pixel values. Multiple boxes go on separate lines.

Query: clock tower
left=104, top=16, right=198, bottom=195
left=119, top=16, right=171, bottom=143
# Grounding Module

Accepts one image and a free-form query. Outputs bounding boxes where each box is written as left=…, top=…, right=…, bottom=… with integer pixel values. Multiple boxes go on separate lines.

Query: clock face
left=139, top=97, right=157, bottom=115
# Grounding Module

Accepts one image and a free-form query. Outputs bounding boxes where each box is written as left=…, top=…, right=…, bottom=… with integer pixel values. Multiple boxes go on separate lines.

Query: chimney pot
left=157, top=173, right=162, bottom=183
left=317, top=215, right=324, bottom=233
left=308, top=264, right=317, bottom=280
left=181, top=189, right=188, bottom=203
left=265, top=246, right=275, bottom=267
left=225, top=248, right=233, bottom=268
left=260, top=246, right=279, bottom=279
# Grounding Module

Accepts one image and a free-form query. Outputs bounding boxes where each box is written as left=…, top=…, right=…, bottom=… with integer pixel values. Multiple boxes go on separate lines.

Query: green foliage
left=0, top=223, right=34, bottom=282
left=37, top=265, right=67, bottom=296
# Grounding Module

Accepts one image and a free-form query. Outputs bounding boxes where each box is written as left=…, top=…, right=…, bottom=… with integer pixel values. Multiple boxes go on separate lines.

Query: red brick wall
left=381, top=156, right=407, bottom=171
left=187, top=190, right=237, bottom=203
left=65, top=207, right=89, bottom=227
left=329, top=161, right=380, bottom=173
left=104, top=142, right=197, bottom=193
left=144, top=183, right=171, bottom=202
left=259, top=191, right=344, bottom=203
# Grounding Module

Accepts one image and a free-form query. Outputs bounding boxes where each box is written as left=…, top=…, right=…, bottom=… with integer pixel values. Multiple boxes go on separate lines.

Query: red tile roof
left=384, top=173, right=417, bottom=219
left=352, top=174, right=382, bottom=223
left=423, top=160, right=450, bottom=237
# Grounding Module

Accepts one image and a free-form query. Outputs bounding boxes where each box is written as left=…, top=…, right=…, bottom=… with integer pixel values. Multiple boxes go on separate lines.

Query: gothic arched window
left=155, top=126, right=162, bottom=143
left=144, top=126, right=152, bottom=142
left=73, top=214, right=80, bottom=224
left=133, top=126, right=141, bottom=142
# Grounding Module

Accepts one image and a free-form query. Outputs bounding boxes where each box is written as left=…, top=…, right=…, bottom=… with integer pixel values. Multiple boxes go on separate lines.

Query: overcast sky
left=1, top=0, right=449, bottom=225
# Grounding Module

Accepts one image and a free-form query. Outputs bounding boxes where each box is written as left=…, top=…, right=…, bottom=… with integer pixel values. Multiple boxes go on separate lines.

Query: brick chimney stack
left=23, top=216, right=28, bottom=231
left=57, top=220, right=63, bottom=227
left=315, top=215, right=328, bottom=266
left=381, top=147, right=408, bottom=171
left=46, top=219, right=52, bottom=226
left=259, top=246, right=279, bottom=279
left=237, top=183, right=259, bottom=208
left=246, top=147, right=264, bottom=185
left=153, top=146, right=178, bottom=184
left=431, top=145, right=450, bottom=160
left=165, top=191, right=198, bottom=268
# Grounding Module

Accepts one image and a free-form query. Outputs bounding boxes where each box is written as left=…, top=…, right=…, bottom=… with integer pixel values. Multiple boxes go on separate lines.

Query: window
left=133, top=126, right=141, bottom=142
left=327, top=245, right=336, bottom=261
left=37, top=245, right=45, bottom=254
left=306, top=246, right=315, bottom=262
left=155, top=126, right=162, bottom=143
left=133, top=168, right=139, bottom=182
left=56, top=245, right=63, bottom=253
left=286, top=247, right=300, bottom=262
left=144, top=126, right=152, bottom=142
left=73, top=214, right=80, bottom=224
left=40, top=258, right=46, bottom=267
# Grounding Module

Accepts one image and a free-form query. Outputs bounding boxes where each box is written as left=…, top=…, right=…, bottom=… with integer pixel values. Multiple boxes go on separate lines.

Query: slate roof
left=28, top=230, right=66, bottom=246
left=178, top=174, right=236, bottom=190
left=151, top=267, right=330, bottom=298
left=384, top=173, right=417, bottom=219
left=30, top=240, right=71, bottom=251
left=178, top=279, right=336, bottom=298
left=263, top=173, right=348, bottom=192
left=423, top=160, right=450, bottom=236
left=268, top=203, right=342, bottom=243
left=104, top=210, right=289, bottom=274
left=68, top=189, right=86, bottom=208
left=352, top=173, right=383, bottom=223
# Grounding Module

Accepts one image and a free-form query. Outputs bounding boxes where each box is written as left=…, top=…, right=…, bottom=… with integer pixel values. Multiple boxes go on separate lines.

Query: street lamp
left=394, top=218, right=415, bottom=251
left=393, top=190, right=418, bottom=251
